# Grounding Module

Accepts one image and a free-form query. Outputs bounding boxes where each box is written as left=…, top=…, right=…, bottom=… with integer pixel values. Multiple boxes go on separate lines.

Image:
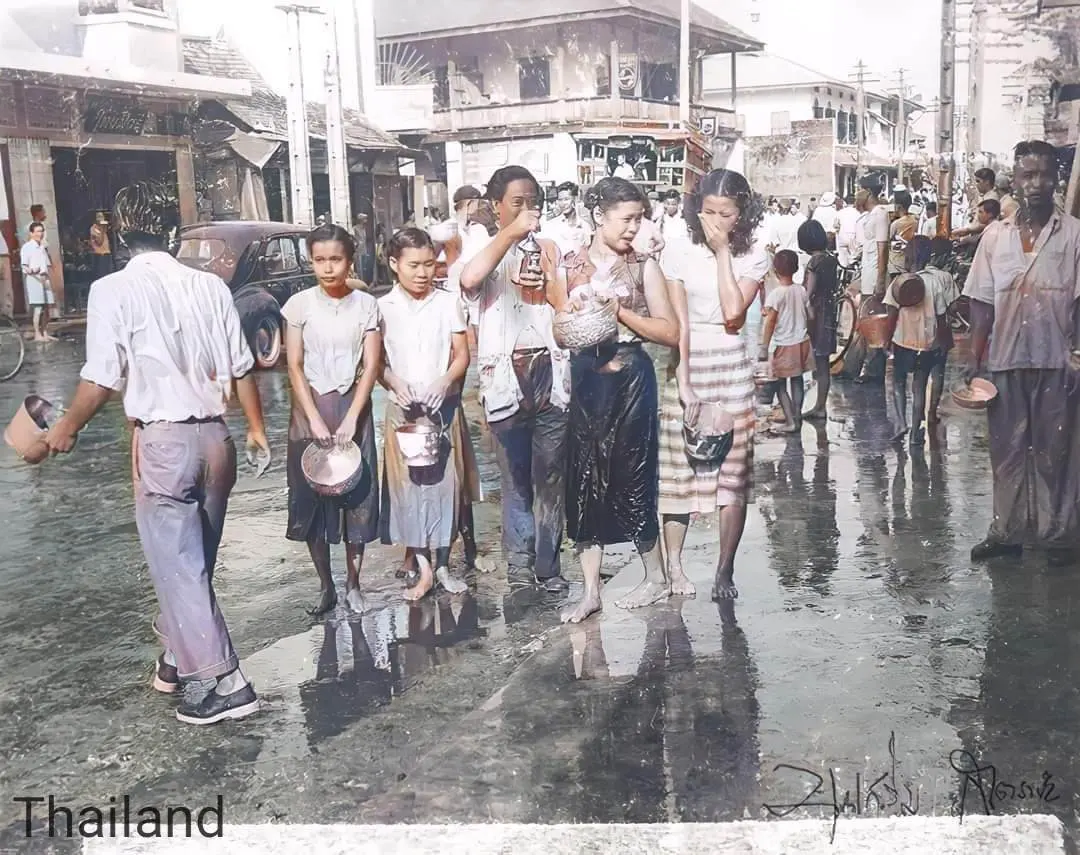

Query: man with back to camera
left=962, top=140, right=1080, bottom=562
left=43, top=212, right=272, bottom=726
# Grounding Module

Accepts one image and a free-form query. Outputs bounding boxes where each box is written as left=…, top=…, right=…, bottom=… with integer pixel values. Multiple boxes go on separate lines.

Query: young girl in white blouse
left=379, top=228, right=475, bottom=600
left=282, top=224, right=382, bottom=618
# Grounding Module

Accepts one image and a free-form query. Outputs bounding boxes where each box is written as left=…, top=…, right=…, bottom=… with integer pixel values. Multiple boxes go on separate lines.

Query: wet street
left=1, top=333, right=1077, bottom=852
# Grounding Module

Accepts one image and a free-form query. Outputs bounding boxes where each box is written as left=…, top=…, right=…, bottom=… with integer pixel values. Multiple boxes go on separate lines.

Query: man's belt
left=133, top=415, right=224, bottom=429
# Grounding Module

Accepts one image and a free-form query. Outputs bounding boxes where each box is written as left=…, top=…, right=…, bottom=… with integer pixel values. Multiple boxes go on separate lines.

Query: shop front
left=0, top=66, right=247, bottom=316
left=574, top=131, right=713, bottom=195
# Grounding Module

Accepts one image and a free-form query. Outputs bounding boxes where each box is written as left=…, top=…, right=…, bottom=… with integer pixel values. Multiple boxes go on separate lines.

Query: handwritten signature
left=763, top=735, right=1061, bottom=843
left=949, top=749, right=1059, bottom=822
left=763, top=732, right=919, bottom=843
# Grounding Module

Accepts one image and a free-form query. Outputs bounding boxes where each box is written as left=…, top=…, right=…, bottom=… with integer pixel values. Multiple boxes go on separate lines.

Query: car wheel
left=251, top=314, right=282, bottom=369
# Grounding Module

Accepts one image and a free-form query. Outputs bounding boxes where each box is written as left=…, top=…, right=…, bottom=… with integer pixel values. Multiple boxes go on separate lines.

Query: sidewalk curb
left=82, top=816, right=1066, bottom=854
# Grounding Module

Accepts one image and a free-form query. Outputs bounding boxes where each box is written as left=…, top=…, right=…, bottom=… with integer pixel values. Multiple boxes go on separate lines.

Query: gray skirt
left=286, top=387, right=379, bottom=546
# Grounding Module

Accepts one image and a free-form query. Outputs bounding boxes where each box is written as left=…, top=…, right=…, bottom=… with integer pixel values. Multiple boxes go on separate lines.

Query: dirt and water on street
left=1, top=333, right=1079, bottom=851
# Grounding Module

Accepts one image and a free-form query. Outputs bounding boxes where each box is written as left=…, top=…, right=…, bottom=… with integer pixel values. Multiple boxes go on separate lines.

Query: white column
left=324, top=6, right=351, bottom=228
left=283, top=7, right=314, bottom=227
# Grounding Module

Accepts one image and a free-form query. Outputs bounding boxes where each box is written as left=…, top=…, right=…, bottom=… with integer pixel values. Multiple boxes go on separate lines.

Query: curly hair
left=684, top=169, right=763, bottom=257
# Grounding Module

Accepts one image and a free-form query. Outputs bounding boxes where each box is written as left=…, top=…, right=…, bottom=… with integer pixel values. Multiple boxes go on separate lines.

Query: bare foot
left=615, top=579, right=671, bottom=610
left=668, top=565, right=697, bottom=598
left=394, top=558, right=414, bottom=579
left=561, top=592, right=603, bottom=624
left=471, top=554, right=498, bottom=574
left=307, top=587, right=338, bottom=617
left=804, top=409, right=827, bottom=422
left=404, top=561, right=434, bottom=602
left=435, top=566, right=468, bottom=594
left=345, top=586, right=365, bottom=613
left=773, top=421, right=799, bottom=435
left=710, top=570, right=739, bottom=601
left=33, top=334, right=47, bottom=343
left=43, top=333, right=58, bottom=342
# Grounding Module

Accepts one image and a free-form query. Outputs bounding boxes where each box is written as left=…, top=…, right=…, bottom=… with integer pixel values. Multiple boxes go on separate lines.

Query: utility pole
left=278, top=4, right=318, bottom=227
left=966, top=0, right=986, bottom=159
left=936, top=0, right=958, bottom=236
left=678, top=0, right=691, bottom=126
left=852, top=60, right=868, bottom=179
left=895, top=67, right=907, bottom=184
left=324, top=2, right=351, bottom=229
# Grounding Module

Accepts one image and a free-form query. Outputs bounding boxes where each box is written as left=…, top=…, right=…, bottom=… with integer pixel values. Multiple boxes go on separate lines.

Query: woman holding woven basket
left=657, top=169, right=769, bottom=602
left=554, top=177, right=680, bottom=624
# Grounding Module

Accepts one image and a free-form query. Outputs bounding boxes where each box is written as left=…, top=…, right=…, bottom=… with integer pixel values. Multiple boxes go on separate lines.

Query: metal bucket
left=395, top=409, right=446, bottom=468
left=3, top=395, right=59, bottom=465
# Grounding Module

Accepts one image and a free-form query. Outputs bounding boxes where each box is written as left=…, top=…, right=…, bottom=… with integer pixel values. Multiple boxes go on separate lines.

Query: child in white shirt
left=759, top=249, right=811, bottom=433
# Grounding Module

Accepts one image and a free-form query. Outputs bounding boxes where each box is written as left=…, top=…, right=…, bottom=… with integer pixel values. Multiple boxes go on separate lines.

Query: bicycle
left=0, top=313, right=26, bottom=381
left=831, top=261, right=859, bottom=369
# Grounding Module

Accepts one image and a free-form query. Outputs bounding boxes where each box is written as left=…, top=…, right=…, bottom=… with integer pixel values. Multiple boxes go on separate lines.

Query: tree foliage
left=992, top=0, right=1080, bottom=74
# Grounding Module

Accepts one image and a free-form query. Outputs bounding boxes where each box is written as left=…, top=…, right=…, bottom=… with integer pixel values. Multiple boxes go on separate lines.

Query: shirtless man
left=44, top=223, right=272, bottom=725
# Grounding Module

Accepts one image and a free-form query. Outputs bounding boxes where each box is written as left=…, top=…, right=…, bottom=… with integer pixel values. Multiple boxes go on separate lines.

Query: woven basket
left=553, top=299, right=619, bottom=350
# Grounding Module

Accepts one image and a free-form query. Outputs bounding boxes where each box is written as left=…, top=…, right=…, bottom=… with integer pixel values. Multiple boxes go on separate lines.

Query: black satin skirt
left=566, top=342, right=659, bottom=546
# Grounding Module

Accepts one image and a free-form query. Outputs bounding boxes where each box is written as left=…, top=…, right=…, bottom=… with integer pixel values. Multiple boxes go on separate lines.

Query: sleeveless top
left=563, top=250, right=650, bottom=343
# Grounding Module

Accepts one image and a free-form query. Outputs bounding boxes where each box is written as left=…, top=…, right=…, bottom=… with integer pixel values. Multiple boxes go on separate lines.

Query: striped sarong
left=658, top=323, right=755, bottom=513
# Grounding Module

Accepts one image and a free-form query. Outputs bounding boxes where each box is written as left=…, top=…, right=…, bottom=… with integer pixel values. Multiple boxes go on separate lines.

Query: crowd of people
left=34, top=138, right=1080, bottom=729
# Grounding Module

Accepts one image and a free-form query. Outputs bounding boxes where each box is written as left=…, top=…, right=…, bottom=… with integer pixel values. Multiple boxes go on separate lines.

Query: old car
left=173, top=221, right=317, bottom=368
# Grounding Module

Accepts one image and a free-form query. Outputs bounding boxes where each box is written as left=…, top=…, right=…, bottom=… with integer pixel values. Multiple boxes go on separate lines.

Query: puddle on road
left=2, top=339, right=1080, bottom=840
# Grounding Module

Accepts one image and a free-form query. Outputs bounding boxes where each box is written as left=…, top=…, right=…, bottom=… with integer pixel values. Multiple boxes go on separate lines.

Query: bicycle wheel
left=0, top=314, right=26, bottom=381
left=830, top=294, right=857, bottom=368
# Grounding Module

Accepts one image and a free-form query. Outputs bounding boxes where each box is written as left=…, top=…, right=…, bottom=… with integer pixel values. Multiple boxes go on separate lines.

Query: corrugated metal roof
left=182, top=36, right=405, bottom=152
left=374, top=0, right=762, bottom=51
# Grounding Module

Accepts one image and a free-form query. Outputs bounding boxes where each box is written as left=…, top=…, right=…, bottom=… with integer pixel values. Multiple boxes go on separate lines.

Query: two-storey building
left=0, top=0, right=250, bottom=314
left=702, top=53, right=925, bottom=202
left=372, top=0, right=762, bottom=194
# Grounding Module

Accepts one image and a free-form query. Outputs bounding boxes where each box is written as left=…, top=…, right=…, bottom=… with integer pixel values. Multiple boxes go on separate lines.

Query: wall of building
left=455, top=133, right=578, bottom=187
left=742, top=118, right=835, bottom=202
left=410, top=21, right=684, bottom=107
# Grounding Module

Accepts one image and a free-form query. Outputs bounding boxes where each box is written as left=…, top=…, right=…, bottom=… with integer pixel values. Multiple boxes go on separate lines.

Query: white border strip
left=80, top=816, right=1066, bottom=854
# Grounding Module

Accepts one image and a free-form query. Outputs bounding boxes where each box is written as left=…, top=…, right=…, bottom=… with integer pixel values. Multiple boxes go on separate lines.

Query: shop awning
left=227, top=133, right=281, bottom=170
left=1, top=49, right=250, bottom=99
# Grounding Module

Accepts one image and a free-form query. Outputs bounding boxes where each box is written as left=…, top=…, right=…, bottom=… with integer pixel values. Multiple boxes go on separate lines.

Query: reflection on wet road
left=1, top=337, right=1078, bottom=849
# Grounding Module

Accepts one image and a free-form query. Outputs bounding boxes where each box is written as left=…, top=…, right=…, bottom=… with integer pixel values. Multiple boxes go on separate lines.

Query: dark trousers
left=489, top=350, right=568, bottom=579
left=988, top=369, right=1080, bottom=547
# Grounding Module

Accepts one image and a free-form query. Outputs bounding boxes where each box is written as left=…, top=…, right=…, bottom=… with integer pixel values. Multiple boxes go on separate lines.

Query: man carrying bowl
left=43, top=219, right=271, bottom=726
left=963, top=139, right=1080, bottom=562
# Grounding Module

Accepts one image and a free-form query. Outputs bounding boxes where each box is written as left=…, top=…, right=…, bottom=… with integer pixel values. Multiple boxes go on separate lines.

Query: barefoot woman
left=557, top=178, right=679, bottom=624
left=283, top=224, right=382, bottom=617
left=658, top=169, right=768, bottom=601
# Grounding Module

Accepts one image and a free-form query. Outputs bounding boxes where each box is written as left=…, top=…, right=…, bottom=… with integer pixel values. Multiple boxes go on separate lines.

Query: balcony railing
left=427, top=96, right=735, bottom=135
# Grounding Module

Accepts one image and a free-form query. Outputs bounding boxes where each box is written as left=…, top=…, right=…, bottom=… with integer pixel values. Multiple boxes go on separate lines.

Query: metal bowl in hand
left=952, top=378, right=998, bottom=411
left=301, top=440, right=367, bottom=496
left=553, top=298, right=619, bottom=350
left=683, top=402, right=735, bottom=465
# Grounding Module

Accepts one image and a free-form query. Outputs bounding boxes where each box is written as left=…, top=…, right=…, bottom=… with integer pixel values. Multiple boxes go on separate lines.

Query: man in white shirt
left=460, top=165, right=570, bottom=595
left=836, top=194, right=863, bottom=267
left=920, top=202, right=939, bottom=238
left=20, top=223, right=56, bottom=342
left=540, top=181, right=592, bottom=256
left=44, top=226, right=272, bottom=727
left=853, top=182, right=890, bottom=382
left=812, top=191, right=841, bottom=242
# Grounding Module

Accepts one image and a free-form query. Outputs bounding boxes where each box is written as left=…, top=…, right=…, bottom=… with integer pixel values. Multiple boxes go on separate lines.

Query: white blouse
left=665, top=241, right=770, bottom=326
left=379, top=285, right=466, bottom=389
left=281, top=286, right=381, bottom=396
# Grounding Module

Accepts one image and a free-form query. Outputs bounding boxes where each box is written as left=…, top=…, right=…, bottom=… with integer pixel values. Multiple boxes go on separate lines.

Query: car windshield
left=175, top=238, right=238, bottom=284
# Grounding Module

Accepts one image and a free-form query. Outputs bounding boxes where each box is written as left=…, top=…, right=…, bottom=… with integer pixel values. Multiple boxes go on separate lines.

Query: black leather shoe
left=971, top=539, right=1022, bottom=561
left=152, top=655, right=179, bottom=694
left=536, top=574, right=570, bottom=594
left=175, top=683, right=260, bottom=726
